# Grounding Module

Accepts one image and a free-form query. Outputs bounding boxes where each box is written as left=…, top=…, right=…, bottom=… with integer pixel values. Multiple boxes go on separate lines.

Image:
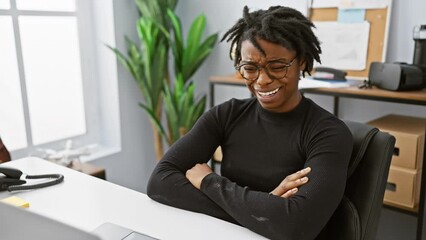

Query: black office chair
left=318, top=120, right=396, bottom=240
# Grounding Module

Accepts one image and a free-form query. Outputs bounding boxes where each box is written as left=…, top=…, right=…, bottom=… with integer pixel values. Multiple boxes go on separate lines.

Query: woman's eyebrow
left=267, top=58, right=288, bottom=62
left=240, top=59, right=257, bottom=63
left=239, top=58, right=290, bottom=65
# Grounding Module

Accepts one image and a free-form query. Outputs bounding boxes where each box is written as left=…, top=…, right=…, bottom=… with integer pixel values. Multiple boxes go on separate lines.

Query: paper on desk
left=298, top=78, right=358, bottom=89
left=313, top=21, right=370, bottom=70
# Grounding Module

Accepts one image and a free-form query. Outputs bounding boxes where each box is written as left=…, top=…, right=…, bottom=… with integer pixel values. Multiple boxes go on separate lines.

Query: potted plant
left=109, top=0, right=218, bottom=160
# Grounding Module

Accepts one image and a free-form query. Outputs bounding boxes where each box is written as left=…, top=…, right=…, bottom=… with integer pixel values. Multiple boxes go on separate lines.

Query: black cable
left=8, top=174, right=64, bottom=192
left=358, top=79, right=372, bottom=89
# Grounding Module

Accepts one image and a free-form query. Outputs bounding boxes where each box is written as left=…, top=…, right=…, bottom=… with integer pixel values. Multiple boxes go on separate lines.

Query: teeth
left=258, top=87, right=280, bottom=97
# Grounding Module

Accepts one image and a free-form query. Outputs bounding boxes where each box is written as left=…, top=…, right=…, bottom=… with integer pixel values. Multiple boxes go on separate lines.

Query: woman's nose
left=256, top=70, right=273, bottom=85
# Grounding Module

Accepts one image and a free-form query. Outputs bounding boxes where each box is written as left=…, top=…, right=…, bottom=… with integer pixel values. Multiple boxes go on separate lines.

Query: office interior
left=1, top=0, right=426, bottom=239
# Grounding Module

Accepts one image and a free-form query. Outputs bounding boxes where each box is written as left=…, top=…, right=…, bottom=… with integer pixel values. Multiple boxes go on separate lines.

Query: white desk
left=0, top=157, right=266, bottom=240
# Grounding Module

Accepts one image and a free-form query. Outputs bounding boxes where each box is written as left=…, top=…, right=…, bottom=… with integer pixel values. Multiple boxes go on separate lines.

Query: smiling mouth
left=257, top=87, right=280, bottom=97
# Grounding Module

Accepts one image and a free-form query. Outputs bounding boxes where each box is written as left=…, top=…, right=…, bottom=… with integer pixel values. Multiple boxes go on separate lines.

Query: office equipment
left=93, top=222, right=158, bottom=240
left=0, top=157, right=266, bottom=240
left=0, top=167, right=25, bottom=190
left=369, top=62, right=425, bottom=91
left=0, top=201, right=101, bottom=240
left=0, top=196, right=157, bottom=240
left=313, top=66, right=347, bottom=81
left=0, top=166, right=64, bottom=192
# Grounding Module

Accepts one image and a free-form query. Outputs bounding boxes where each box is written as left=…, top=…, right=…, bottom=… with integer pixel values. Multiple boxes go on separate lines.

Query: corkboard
left=310, top=6, right=390, bottom=78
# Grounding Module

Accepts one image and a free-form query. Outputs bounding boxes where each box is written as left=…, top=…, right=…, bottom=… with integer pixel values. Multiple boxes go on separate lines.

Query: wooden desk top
left=210, top=75, right=426, bottom=105
left=210, top=74, right=244, bottom=85
left=302, top=86, right=426, bottom=102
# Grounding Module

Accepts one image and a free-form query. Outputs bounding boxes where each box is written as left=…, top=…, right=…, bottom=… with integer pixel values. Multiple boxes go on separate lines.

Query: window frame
left=0, top=0, right=121, bottom=161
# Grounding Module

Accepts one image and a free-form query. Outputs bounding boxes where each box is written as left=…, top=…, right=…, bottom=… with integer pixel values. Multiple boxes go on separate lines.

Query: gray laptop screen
left=93, top=222, right=159, bottom=240
left=0, top=202, right=101, bottom=240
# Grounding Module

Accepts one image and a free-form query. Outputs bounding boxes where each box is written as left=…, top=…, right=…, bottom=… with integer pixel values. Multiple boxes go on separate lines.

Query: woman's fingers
left=286, top=167, right=311, bottom=182
left=280, top=187, right=298, bottom=198
left=186, top=163, right=213, bottom=190
left=270, top=167, right=311, bottom=197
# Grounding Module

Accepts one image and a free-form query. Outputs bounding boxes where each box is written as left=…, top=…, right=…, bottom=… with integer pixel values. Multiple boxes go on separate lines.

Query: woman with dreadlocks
left=147, top=6, right=353, bottom=240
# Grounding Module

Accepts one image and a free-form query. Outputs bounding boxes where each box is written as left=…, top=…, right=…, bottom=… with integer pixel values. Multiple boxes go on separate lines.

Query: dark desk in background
left=71, top=161, right=106, bottom=180
left=209, top=74, right=426, bottom=240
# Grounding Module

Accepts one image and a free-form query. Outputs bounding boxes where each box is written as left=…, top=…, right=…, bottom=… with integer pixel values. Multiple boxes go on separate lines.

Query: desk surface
left=0, top=158, right=265, bottom=240
left=210, top=75, right=426, bottom=104
left=301, top=86, right=426, bottom=104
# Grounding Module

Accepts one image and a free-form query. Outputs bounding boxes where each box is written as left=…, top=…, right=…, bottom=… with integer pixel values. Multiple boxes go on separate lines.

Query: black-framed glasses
left=235, top=56, right=297, bottom=82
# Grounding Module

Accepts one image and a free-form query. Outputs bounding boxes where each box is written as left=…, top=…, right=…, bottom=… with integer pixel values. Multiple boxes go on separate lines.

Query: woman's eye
left=269, top=64, right=286, bottom=72
left=243, top=66, right=257, bottom=72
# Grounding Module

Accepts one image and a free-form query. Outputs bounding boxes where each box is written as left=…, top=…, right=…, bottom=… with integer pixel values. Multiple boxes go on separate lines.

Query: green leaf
left=183, top=33, right=218, bottom=80
left=167, top=9, right=184, bottom=75
left=180, top=84, right=195, bottom=127
left=163, top=84, right=180, bottom=144
left=184, top=14, right=206, bottom=64
left=139, top=102, right=167, bottom=140
left=107, top=45, right=134, bottom=78
left=191, top=95, right=207, bottom=126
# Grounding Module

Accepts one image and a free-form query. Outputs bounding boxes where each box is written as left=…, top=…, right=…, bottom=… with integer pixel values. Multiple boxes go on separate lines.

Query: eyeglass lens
left=238, top=60, right=293, bottom=81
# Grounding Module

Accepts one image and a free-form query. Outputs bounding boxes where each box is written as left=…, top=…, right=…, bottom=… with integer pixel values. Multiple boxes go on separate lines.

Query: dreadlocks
left=221, top=6, right=321, bottom=77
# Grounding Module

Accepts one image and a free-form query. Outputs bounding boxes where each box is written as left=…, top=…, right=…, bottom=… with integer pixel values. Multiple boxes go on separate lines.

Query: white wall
left=94, top=0, right=426, bottom=193
left=92, top=0, right=157, bottom=193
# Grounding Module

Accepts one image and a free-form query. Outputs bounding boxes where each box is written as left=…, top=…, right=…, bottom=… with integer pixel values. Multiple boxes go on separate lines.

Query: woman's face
left=239, top=38, right=305, bottom=113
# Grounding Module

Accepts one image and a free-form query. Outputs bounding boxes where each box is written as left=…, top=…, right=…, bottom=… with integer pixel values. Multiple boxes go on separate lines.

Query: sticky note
left=338, top=9, right=366, bottom=23
left=1, top=196, right=30, bottom=208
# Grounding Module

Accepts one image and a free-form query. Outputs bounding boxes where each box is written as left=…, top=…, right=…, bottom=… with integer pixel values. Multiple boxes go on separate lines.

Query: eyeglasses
left=235, top=56, right=297, bottom=82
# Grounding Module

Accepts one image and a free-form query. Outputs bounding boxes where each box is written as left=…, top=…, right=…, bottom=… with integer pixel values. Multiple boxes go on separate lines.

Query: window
left=0, top=0, right=10, bottom=9
left=0, top=0, right=120, bottom=160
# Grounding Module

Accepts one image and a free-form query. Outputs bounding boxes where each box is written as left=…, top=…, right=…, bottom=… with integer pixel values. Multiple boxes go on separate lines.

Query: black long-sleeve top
left=147, top=96, right=353, bottom=240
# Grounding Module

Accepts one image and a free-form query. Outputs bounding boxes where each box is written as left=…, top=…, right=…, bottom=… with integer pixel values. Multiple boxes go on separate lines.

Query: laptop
left=93, top=222, right=159, bottom=240
left=0, top=201, right=158, bottom=240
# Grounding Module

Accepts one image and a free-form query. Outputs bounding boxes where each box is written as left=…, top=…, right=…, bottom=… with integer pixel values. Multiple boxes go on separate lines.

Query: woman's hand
left=186, top=163, right=213, bottom=190
left=270, top=167, right=311, bottom=198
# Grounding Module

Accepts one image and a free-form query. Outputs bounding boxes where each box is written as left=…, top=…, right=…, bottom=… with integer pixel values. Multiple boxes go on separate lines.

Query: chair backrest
left=318, top=120, right=396, bottom=240
left=0, top=137, right=11, bottom=163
